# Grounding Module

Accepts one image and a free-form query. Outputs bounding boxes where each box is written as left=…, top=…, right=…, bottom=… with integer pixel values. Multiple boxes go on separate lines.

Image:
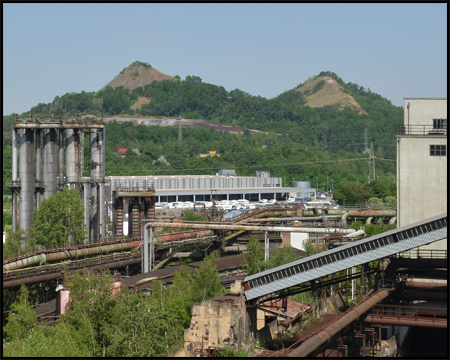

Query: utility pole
left=367, top=143, right=375, bottom=183
left=178, top=117, right=182, bottom=145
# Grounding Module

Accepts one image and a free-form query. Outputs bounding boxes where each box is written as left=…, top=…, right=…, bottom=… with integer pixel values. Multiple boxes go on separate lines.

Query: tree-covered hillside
left=2, top=71, right=402, bottom=198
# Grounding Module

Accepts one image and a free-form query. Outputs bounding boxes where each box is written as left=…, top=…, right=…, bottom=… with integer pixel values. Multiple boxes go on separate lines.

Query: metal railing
left=398, top=124, right=447, bottom=136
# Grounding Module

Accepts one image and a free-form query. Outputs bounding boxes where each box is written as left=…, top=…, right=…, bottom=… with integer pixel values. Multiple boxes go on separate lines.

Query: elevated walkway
left=244, top=214, right=447, bottom=301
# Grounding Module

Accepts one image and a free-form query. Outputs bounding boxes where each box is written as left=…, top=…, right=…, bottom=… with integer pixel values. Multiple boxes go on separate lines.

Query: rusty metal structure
left=9, top=114, right=106, bottom=243
left=112, top=183, right=156, bottom=237
left=284, top=288, right=394, bottom=357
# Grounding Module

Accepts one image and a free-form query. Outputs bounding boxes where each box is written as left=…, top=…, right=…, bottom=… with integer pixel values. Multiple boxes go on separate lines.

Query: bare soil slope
left=100, top=61, right=177, bottom=91
left=296, top=76, right=367, bottom=115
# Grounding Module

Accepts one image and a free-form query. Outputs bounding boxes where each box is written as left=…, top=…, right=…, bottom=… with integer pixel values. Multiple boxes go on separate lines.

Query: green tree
left=242, top=235, right=265, bottom=275
left=4, top=285, right=37, bottom=341
left=182, top=209, right=208, bottom=222
left=191, top=250, right=226, bottom=303
left=30, top=187, right=85, bottom=249
left=3, top=229, right=32, bottom=260
left=62, top=268, right=123, bottom=357
left=264, top=245, right=299, bottom=270
left=304, top=241, right=317, bottom=257
left=333, top=181, right=373, bottom=205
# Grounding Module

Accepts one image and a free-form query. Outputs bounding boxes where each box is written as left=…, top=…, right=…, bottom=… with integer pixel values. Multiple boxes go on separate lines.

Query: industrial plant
left=4, top=98, right=448, bottom=357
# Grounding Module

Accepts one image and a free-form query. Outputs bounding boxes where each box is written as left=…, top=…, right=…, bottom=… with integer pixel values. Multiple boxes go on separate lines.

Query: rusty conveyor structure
left=244, top=213, right=447, bottom=301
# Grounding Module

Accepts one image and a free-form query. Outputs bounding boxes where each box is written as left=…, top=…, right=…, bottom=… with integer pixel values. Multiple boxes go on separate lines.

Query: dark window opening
left=433, top=118, right=447, bottom=129
left=430, top=144, right=446, bottom=156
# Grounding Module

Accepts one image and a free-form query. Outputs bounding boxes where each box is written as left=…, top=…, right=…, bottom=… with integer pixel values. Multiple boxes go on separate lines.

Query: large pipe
left=246, top=216, right=323, bottom=222
left=43, top=129, right=57, bottom=199
left=404, top=279, right=447, bottom=289
left=157, top=230, right=212, bottom=242
left=328, top=241, right=353, bottom=248
left=343, top=229, right=365, bottom=238
left=3, top=257, right=141, bottom=289
left=341, top=210, right=397, bottom=221
left=141, top=221, right=355, bottom=273
left=12, top=128, right=18, bottom=232
left=149, top=221, right=355, bottom=234
left=19, top=128, right=34, bottom=234
left=3, top=240, right=141, bottom=271
left=287, top=288, right=393, bottom=357
left=364, top=316, right=447, bottom=329
left=385, top=258, right=448, bottom=283
left=223, top=245, right=247, bottom=252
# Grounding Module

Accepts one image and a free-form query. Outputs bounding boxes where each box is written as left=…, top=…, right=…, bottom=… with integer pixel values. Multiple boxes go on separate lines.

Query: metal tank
left=89, top=129, right=105, bottom=242
left=35, top=129, right=42, bottom=209
left=66, top=129, right=80, bottom=190
left=12, top=128, right=18, bottom=232
left=90, top=131, right=100, bottom=242
left=19, top=128, right=34, bottom=234
left=292, top=181, right=311, bottom=198
left=42, top=128, right=58, bottom=199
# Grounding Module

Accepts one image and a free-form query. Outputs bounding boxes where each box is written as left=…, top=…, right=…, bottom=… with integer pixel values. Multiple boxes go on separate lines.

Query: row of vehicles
left=155, top=199, right=251, bottom=210
left=155, top=195, right=337, bottom=211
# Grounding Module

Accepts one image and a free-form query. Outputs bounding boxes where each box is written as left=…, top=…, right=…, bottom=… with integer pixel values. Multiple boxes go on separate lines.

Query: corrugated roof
left=244, top=214, right=447, bottom=301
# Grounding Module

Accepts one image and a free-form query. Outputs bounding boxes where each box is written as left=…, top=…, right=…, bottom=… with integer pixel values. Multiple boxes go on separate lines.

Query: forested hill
left=3, top=66, right=402, bottom=197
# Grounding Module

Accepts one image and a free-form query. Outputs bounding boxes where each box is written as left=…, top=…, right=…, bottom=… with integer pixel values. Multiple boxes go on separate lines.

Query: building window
left=430, top=145, right=446, bottom=156
left=433, top=119, right=447, bottom=129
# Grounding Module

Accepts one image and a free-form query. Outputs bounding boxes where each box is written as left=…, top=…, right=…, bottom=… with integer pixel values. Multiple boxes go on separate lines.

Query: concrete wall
left=397, top=98, right=447, bottom=251
left=397, top=136, right=447, bottom=226
left=184, top=285, right=253, bottom=356
left=403, top=98, right=447, bottom=126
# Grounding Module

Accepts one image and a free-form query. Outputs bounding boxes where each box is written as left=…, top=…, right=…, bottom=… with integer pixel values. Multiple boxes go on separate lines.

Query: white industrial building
left=397, top=98, right=447, bottom=251
left=105, top=171, right=315, bottom=204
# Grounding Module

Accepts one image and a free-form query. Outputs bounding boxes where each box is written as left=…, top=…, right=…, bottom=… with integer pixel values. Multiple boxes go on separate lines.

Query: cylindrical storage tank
left=35, top=129, right=42, bottom=210
left=19, top=128, right=34, bottom=234
left=292, top=181, right=311, bottom=198
left=90, top=131, right=101, bottom=242
left=98, top=183, right=105, bottom=241
left=43, top=129, right=58, bottom=199
left=12, top=128, right=18, bottom=232
left=65, top=129, right=80, bottom=189
left=83, top=182, right=90, bottom=244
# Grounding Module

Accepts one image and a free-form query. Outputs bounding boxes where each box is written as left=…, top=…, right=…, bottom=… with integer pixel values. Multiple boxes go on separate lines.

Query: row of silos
left=11, top=118, right=106, bottom=244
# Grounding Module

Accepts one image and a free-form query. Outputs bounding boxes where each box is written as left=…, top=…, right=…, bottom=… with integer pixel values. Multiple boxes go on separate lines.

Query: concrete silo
left=19, top=128, right=34, bottom=234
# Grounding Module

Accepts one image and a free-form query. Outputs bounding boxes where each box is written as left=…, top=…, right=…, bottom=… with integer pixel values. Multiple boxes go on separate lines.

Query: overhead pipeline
left=287, top=288, right=393, bottom=357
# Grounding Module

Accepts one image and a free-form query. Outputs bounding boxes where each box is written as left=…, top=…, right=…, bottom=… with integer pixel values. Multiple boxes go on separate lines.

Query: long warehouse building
left=103, top=171, right=315, bottom=203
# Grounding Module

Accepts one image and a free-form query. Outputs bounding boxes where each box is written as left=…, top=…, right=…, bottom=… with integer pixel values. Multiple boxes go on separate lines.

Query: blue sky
left=3, top=3, right=447, bottom=116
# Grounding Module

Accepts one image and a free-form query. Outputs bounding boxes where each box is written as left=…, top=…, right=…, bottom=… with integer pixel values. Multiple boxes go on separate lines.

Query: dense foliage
left=243, top=236, right=300, bottom=276
left=3, top=252, right=227, bottom=357
left=29, top=187, right=85, bottom=249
